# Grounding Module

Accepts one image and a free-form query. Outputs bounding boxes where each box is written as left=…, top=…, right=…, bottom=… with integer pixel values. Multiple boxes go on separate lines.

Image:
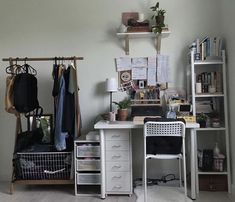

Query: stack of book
left=196, top=71, right=222, bottom=93
left=190, top=36, right=223, bottom=61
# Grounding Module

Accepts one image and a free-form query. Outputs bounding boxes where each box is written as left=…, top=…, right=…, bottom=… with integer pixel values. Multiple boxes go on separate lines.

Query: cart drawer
left=76, top=145, right=100, bottom=157
left=76, top=159, right=100, bottom=171
left=76, top=173, right=101, bottom=184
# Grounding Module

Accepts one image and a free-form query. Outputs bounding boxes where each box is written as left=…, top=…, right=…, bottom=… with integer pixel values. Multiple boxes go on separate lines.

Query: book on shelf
left=190, top=36, right=223, bottom=61
left=196, top=71, right=222, bottom=93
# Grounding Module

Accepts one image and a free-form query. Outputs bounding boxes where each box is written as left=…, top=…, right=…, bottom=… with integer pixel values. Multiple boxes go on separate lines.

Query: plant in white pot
left=113, top=97, right=131, bottom=121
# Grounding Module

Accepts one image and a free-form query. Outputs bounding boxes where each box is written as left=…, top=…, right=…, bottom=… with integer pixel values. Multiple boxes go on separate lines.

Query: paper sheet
left=147, top=57, right=156, bottom=68
left=132, top=67, right=147, bottom=80
left=157, top=55, right=170, bottom=82
left=147, top=57, right=157, bottom=86
left=116, top=57, right=132, bottom=71
left=147, top=67, right=156, bottom=86
left=132, top=57, right=148, bottom=68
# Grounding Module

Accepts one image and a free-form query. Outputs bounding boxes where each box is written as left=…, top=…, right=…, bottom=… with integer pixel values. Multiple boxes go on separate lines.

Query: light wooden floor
left=0, top=182, right=234, bottom=202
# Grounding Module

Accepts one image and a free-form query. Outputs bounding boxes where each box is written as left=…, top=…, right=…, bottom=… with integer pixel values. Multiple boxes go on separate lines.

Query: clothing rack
left=2, top=56, right=83, bottom=62
left=3, top=56, right=83, bottom=194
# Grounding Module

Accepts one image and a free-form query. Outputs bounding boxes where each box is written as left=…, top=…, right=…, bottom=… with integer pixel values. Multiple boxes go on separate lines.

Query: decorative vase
left=213, top=142, right=220, bottom=157
left=118, top=109, right=128, bottom=121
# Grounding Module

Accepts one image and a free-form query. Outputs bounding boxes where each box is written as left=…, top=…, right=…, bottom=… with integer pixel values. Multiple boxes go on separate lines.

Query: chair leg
left=183, top=154, right=187, bottom=197
left=143, top=157, right=147, bottom=202
left=179, top=158, right=182, bottom=187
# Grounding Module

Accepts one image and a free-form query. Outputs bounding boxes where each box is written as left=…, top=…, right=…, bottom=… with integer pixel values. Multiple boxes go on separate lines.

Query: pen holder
left=109, top=112, right=116, bottom=122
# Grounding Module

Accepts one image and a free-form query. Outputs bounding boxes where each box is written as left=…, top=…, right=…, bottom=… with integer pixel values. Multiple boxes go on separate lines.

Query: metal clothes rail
left=3, top=55, right=83, bottom=194
left=2, top=56, right=83, bottom=62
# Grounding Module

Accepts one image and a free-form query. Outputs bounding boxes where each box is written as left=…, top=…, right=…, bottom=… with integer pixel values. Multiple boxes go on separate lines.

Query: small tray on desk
left=133, top=116, right=161, bottom=124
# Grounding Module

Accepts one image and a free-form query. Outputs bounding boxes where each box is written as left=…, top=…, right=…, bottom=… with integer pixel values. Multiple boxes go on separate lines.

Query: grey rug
left=134, top=185, right=193, bottom=202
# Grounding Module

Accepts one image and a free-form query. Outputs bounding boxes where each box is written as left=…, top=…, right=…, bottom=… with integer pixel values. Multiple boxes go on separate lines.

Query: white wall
left=221, top=0, right=235, bottom=192
left=0, top=0, right=222, bottom=181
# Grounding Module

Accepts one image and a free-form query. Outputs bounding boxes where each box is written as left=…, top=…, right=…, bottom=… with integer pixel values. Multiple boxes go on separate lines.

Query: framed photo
left=27, top=114, right=53, bottom=144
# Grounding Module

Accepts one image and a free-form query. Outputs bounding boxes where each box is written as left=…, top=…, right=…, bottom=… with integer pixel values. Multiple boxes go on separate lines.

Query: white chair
left=143, top=119, right=187, bottom=202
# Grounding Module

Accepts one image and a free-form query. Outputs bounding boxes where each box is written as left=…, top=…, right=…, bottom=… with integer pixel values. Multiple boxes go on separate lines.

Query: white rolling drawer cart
left=104, top=129, right=132, bottom=195
left=74, top=140, right=101, bottom=196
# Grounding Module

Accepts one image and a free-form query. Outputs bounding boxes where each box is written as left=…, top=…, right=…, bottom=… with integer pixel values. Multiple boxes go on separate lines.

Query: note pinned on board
left=116, top=57, right=132, bottom=71
left=147, top=57, right=157, bottom=86
left=157, top=55, right=170, bottom=83
left=147, top=57, right=156, bottom=68
left=147, top=67, right=156, bottom=86
left=131, top=57, right=148, bottom=68
left=132, top=67, right=147, bottom=80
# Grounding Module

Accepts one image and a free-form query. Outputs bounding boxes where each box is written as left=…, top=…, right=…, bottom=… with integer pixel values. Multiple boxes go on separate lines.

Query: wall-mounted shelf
left=116, top=31, right=170, bottom=55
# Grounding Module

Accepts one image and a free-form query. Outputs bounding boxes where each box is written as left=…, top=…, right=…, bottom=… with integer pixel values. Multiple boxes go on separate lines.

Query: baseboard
left=0, top=174, right=11, bottom=182
left=232, top=184, right=235, bottom=196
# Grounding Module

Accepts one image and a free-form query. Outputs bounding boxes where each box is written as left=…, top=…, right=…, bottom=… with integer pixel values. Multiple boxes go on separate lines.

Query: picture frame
left=27, top=114, right=53, bottom=144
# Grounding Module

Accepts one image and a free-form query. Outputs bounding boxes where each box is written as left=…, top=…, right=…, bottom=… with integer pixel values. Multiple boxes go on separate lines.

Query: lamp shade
left=106, top=78, right=118, bottom=92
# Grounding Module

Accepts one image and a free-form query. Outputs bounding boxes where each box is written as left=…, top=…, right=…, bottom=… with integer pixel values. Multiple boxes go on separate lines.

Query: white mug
left=119, top=24, right=127, bottom=33
left=138, top=13, right=145, bottom=22
left=109, top=112, right=116, bottom=122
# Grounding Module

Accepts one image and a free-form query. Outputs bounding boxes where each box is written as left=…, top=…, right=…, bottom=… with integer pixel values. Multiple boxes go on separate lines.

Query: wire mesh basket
left=15, top=152, right=72, bottom=180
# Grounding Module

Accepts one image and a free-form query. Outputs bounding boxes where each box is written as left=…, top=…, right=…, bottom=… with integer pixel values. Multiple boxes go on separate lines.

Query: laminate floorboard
left=0, top=182, right=136, bottom=202
left=0, top=182, right=234, bottom=202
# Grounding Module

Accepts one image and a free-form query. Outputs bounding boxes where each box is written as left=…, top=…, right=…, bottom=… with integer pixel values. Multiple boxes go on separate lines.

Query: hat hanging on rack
left=106, top=78, right=118, bottom=112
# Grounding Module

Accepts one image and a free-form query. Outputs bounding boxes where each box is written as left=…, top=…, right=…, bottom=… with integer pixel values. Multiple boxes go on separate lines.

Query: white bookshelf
left=188, top=50, right=231, bottom=193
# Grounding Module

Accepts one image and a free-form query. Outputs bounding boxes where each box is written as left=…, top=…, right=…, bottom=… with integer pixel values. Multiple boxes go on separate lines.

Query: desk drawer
left=106, top=171, right=131, bottom=192
left=105, top=140, right=129, bottom=151
left=106, top=162, right=130, bottom=172
left=105, top=151, right=129, bottom=161
left=105, top=130, right=129, bottom=141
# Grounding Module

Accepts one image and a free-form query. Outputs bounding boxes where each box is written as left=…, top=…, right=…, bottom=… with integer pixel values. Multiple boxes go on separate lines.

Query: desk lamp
left=106, top=78, right=118, bottom=112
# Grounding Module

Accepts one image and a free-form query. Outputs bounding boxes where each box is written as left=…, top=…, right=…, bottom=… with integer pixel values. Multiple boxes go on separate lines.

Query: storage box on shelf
left=187, top=47, right=231, bottom=194
left=74, top=139, right=101, bottom=196
left=199, top=175, right=228, bottom=191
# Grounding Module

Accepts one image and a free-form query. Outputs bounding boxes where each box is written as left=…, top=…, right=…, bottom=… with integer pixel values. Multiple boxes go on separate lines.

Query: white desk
left=94, top=120, right=199, bottom=199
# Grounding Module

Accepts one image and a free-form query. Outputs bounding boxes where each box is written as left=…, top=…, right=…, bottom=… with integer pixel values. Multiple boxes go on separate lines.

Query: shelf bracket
left=125, top=35, right=129, bottom=55
left=156, top=33, right=162, bottom=54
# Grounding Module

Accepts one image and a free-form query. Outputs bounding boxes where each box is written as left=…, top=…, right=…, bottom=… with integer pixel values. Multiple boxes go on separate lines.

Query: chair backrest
left=144, top=121, right=185, bottom=138
left=143, top=119, right=186, bottom=155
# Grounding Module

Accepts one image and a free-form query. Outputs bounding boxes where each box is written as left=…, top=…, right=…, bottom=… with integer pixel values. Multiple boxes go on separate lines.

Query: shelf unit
left=116, top=31, right=170, bottom=55
left=188, top=50, right=231, bottom=193
left=74, top=140, right=101, bottom=196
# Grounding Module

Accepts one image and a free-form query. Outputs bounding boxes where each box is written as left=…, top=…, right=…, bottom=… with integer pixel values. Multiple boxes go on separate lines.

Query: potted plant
left=113, top=97, right=131, bottom=121
left=150, top=2, right=166, bottom=34
left=197, top=112, right=207, bottom=128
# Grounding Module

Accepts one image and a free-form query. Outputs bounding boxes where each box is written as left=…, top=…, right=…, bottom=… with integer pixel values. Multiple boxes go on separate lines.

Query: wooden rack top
left=2, top=56, right=84, bottom=62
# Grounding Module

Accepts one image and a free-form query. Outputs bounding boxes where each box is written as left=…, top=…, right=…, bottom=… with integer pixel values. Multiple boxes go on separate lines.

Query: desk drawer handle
left=112, top=155, right=121, bottom=159
left=112, top=145, right=121, bottom=148
left=112, top=135, right=120, bottom=138
left=112, top=165, right=121, bottom=169
left=113, top=185, right=122, bottom=189
left=112, top=176, right=122, bottom=179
